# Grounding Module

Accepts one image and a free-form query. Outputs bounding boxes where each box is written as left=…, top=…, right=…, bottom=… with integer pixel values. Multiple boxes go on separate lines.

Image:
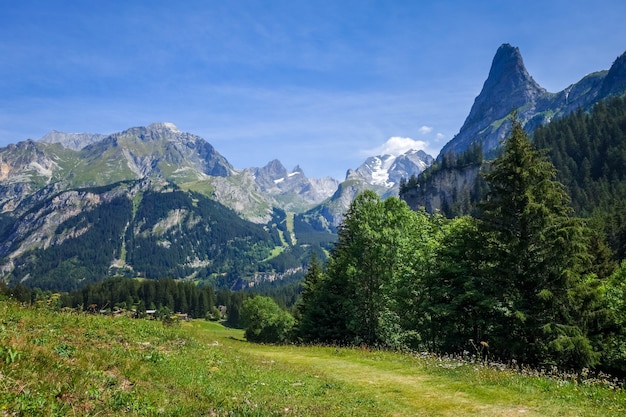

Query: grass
left=1, top=300, right=625, bottom=416
left=285, top=212, right=297, bottom=245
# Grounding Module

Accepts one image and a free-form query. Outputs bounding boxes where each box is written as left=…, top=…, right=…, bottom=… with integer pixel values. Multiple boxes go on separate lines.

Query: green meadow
left=1, top=301, right=625, bottom=416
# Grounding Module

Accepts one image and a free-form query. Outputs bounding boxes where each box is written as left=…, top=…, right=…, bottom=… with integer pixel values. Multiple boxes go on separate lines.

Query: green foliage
left=600, top=262, right=626, bottom=374
left=533, top=96, right=626, bottom=258
left=296, top=191, right=447, bottom=349
left=58, top=276, right=217, bottom=319
left=477, top=116, right=599, bottom=367
left=295, top=117, right=618, bottom=372
left=241, top=295, right=295, bottom=343
left=3, top=302, right=624, bottom=416
left=0, top=345, right=21, bottom=364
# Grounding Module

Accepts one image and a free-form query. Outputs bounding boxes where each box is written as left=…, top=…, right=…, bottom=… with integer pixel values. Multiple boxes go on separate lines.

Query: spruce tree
left=478, top=116, right=597, bottom=367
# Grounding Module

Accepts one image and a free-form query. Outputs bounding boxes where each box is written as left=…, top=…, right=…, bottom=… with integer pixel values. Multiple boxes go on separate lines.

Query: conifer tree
left=478, top=116, right=597, bottom=367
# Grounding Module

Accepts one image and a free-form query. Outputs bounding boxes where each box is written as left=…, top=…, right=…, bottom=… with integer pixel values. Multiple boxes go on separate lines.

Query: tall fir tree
left=478, top=115, right=598, bottom=367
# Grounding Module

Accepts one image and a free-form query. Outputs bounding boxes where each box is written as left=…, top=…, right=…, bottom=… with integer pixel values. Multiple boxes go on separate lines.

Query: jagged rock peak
left=39, top=130, right=107, bottom=150
left=438, top=43, right=547, bottom=157
left=481, top=43, right=545, bottom=101
left=262, top=159, right=289, bottom=177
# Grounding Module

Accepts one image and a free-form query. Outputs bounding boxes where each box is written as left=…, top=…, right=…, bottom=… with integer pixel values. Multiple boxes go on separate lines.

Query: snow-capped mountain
left=300, top=148, right=434, bottom=230
left=244, top=160, right=339, bottom=211
left=351, top=149, right=434, bottom=187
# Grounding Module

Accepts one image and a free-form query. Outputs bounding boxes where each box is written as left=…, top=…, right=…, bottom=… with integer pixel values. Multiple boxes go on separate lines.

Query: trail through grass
left=1, top=302, right=625, bottom=416
left=237, top=343, right=606, bottom=417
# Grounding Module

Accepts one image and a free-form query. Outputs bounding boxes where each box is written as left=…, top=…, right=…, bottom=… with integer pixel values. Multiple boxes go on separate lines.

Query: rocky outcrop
left=401, top=165, right=481, bottom=213
left=439, top=45, right=626, bottom=158
left=39, top=131, right=107, bottom=150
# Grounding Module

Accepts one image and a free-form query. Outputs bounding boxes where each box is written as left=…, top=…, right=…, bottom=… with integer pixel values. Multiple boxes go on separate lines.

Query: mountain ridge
left=404, top=44, right=626, bottom=215
left=439, top=44, right=626, bottom=158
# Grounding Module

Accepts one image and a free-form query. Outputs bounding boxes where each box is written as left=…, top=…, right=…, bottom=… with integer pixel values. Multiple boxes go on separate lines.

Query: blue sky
left=1, top=1, right=625, bottom=180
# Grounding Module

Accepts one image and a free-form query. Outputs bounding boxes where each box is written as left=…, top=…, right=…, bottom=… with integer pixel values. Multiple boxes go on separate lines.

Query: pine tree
left=478, top=115, right=597, bottom=367
left=293, top=253, right=324, bottom=341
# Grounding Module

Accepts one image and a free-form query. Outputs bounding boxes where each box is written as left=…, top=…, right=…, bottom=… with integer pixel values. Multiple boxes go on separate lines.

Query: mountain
left=404, top=44, right=626, bottom=215
left=0, top=123, right=340, bottom=224
left=0, top=178, right=315, bottom=291
left=300, top=148, right=434, bottom=229
left=439, top=44, right=626, bottom=158
left=244, top=160, right=339, bottom=212
left=0, top=123, right=345, bottom=291
left=352, top=150, right=434, bottom=187
left=39, top=131, right=107, bottom=150
left=0, top=122, right=233, bottom=209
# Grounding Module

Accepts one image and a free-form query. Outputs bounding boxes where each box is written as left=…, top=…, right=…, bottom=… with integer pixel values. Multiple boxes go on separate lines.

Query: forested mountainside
left=533, top=95, right=626, bottom=214
left=401, top=94, right=626, bottom=260
left=0, top=179, right=330, bottom=292
left=533, top=95, right=626, bottom=260
left=293, top=121, right=626, bottom=376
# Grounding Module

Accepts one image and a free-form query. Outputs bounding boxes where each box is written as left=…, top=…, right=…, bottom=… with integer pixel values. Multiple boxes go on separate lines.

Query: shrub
left=241, top=296, right=295, bottom=343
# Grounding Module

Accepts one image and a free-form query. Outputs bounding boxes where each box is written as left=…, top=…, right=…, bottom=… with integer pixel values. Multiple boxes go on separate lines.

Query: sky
left=1, top=1, right=625, bottom=180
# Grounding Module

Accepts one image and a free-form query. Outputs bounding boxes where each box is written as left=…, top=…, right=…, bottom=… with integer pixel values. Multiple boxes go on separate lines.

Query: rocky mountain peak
left=487, top=44, right=536, bottom=90
left=146, top=122, right=181, bottom=133
left=599, top=51, right=626, bottom=98
left=39, top=130, right=107, bottom=150
left=467, top=43, right=546, bottom=127
left=438, top=43, right=546, bottom=157
left=350, top=149, right=433, bottom=188
left=262, top=159, right=289, bottom=178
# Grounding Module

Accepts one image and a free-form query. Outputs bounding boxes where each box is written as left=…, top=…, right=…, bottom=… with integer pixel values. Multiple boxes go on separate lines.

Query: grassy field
left=1, top=301, right=625, bottom=416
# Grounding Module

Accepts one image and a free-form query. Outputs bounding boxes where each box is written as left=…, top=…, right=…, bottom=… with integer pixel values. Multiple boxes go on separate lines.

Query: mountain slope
left=404, top=44, right=626, bottom=215
left=439, top=44, right=626, bottom=158
left=301, top=148, right=433, bottom=229
left=0, top=179, right=288, bottom=291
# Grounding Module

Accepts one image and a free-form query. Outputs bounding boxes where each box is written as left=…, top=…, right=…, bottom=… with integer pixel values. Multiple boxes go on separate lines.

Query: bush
left=241, top=296, right=294, bottom=343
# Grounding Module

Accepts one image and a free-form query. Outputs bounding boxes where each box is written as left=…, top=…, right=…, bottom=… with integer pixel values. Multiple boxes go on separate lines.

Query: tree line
left=242, top=118, right=626, bottom=376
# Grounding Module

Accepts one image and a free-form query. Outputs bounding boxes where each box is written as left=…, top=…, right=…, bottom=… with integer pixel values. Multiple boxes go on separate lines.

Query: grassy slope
left=1, top=301, right=625, bottom=416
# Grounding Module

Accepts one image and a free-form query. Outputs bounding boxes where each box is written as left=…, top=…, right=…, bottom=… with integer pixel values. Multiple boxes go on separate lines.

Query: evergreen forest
left=293, top=117, right=626, bottom=375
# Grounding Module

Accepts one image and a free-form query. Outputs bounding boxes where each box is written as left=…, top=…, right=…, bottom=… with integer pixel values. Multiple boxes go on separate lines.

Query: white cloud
left=363, top=136, right=428, bottom=157
left=435, top=132, right=445, bottom=141
left=418, top=125, right=433, bottom=135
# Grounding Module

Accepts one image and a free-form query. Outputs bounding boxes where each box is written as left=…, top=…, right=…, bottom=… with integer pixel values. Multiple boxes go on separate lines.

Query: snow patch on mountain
left=352, top=149, right=433, bottom=188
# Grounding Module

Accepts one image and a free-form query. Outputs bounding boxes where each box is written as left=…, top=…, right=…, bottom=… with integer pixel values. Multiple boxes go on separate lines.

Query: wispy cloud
left=362, top=136, right=429, bottom=158
left=418, top=125, right=433, bottom=135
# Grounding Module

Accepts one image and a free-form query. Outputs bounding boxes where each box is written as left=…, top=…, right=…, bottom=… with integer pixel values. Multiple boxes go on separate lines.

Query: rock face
left=39, top=131, right=107, bottom=150
left=99, top=122, right=234, bottom=178
left=407, top=44, right=626, bottom=215
left=401, top=165, right=482, bottom=214
left=245, top=160, right=339, bottom=210
left=439, top=44, right=626, bottom=158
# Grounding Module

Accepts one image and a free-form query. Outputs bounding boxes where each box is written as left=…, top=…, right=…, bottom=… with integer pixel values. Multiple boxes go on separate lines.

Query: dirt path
left=238, top=345, right=543, bottom=417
